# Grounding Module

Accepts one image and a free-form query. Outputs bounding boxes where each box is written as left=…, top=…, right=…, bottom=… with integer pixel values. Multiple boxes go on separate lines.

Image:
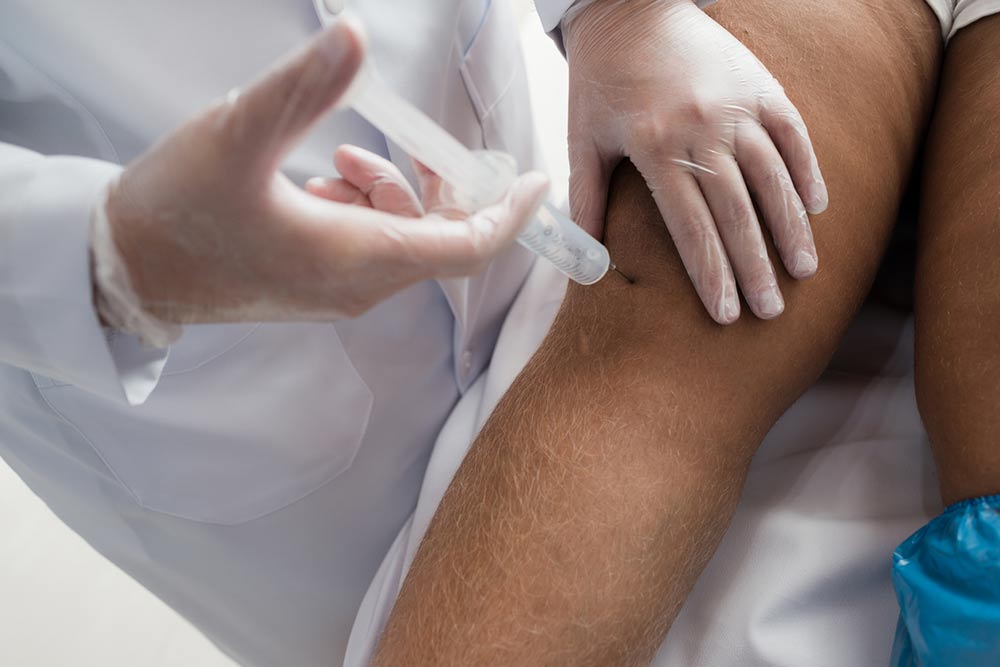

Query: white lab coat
left=0, top=1, right=578, bottom=665
left=1, top=1, right=939, bottom=666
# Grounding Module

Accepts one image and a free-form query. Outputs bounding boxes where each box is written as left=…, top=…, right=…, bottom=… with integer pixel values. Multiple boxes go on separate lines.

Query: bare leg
left=915, top=15, right=1000, bottom=506
left=373, top=1, right=941, bottom=664
left=892, top=26, right=1000, bottom=660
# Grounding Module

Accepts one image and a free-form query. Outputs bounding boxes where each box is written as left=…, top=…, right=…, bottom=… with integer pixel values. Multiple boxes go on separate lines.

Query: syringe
left=344, top=59, right=612, bottom=285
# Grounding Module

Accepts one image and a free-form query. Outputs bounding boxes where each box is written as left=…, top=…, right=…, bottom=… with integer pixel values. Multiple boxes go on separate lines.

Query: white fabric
left=0, top=143, right=167, bottom=405
left=344, top=260, right=570, bottom=666
left=0, top=1, right=542, bottom=665
left=534, top=0, right=717, bottom=32
left=0, top=2, right=945, bottom=666
left=924, top=0, right=1000, bottom=40
left=534, top=0, right=590, bottom=32
left=655, top=310, right=938, bottom=666
left=345, top=260, right=941, bottom=666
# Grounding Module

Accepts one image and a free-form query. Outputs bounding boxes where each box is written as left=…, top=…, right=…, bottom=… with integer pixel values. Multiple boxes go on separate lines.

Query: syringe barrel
left=518, top=204, right=610, bottom=285
left=346, top=60, right=610, bottom=285
left=466, top=155, right=610, bottom=285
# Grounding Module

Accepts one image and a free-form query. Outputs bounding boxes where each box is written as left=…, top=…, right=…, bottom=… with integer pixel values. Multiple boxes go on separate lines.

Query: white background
left=0, top=2, right=569, bottom=665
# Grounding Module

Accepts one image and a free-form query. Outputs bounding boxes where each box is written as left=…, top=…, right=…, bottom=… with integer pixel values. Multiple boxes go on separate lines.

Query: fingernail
left=806, top=181, right=829, bottom=214
left=336, top=144, right=364, bottom=160
left=305, top=177, right=327, bottom=192
left=721, top=292, right=740, bottom=324
left=792, top=250, right=818, bottom=278
left=757, top=287, right=785, bottom=319
left=317, top=21, right=352, bottom=64
left=330, top=14, right=367, bottom=53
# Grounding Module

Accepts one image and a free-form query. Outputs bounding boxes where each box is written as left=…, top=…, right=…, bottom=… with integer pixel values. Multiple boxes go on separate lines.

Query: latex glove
left=305, top=145, right=426, bottom=216
left=306, top=146, right=513, bottom=224
left=563, top=0, right=828, bottom=324
left=94, top=19, right=549, bottom=345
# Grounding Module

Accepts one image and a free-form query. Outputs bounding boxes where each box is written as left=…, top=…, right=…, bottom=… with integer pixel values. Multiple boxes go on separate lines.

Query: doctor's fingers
left=305, top=177, right=371, bottom=207
left=759, top=95, right=828, bottom=215
left=306, top=146, right=423, bottom=217
left=356, top=171, right=549, bottom=276
left=211, top=19, right=366, bottom=175
left=633, top=152, right=740, bottom=325
left=335, top=146, right=423, bottom=216
left=737, top=124, right=818, bottom=280
left=695, top=153, right=784, bottom=320
left=411, top=160, right=477, bottom=219
left=568, top=138, right=613, bottom=237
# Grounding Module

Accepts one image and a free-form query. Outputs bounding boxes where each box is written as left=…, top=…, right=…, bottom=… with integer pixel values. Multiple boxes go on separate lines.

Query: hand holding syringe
left=343, top=54, right=615, bottom=285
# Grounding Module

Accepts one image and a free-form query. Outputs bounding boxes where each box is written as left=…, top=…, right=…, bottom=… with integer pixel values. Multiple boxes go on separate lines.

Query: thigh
left=549, top=0, right=942, bottom=450
left=370, top=8, right=944, bottom=665
left=915, top=15, right=1000, bottom=505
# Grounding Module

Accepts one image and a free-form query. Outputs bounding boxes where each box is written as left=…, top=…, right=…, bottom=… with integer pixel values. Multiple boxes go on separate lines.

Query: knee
left=545, top=162, right=837, bottom=460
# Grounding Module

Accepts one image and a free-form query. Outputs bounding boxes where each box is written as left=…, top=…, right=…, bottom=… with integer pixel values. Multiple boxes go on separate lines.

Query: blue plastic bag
left=892, top=493, right=1000, bottom=666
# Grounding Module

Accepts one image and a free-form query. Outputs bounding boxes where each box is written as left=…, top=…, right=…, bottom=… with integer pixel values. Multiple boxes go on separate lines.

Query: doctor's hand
left=95, top=20, right=549, bottom=344
left=304, top=146, right=516, bottom=225
left=562, top=0, right=828, bottom=324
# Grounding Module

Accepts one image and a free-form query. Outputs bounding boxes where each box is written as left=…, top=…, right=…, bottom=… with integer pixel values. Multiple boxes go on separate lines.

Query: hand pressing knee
left=546, top=162, right=852, bottom=467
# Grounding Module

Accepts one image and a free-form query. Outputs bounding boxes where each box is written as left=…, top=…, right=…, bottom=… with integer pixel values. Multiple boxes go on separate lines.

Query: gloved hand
left=304, top=145, right=471, bottom=222
left=307, top=145, right=524, bottom=249
left=94, top=19, right=549, bottom=346
left=562, top=0, right=828, bottom=324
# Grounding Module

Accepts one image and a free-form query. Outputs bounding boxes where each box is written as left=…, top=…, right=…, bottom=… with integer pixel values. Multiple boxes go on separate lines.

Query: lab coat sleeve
left=0, top=142, right=168, bottom=406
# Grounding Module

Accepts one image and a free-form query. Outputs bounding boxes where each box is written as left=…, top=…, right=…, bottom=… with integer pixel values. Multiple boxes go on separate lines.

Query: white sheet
left=344, top=260, right=940, bottom=666
left=923, top=0, right=1000, bottom=41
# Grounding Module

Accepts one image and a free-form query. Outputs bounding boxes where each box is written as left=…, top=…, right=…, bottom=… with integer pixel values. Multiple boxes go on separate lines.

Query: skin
left=915, top=15, right=1000, bottom=506
left=371, top=1, right=942, bottom=664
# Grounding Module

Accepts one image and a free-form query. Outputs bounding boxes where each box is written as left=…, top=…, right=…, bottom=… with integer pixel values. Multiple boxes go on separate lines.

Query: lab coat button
left=323, top=0, right=346, bottom=14
left=460, top=350, right=473, bottom=374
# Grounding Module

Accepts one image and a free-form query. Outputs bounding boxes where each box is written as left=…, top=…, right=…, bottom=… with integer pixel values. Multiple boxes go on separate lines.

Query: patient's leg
left=915, top=16, right=1000, bottom=506
left=372, top=2, right=941, bottom=665
left=891, top=22, right=1000, bottom=660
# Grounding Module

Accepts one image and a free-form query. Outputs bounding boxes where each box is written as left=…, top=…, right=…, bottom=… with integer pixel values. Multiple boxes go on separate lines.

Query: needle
left=610, top=263, right=635, bottom=284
